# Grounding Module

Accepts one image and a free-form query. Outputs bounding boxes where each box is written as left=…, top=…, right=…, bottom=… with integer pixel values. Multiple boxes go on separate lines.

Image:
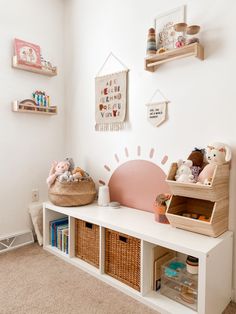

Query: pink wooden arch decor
left=108, top=160, right=170, bottom=213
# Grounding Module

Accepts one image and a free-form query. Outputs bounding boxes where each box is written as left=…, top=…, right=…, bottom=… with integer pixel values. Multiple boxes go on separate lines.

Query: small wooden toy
left=146, top=28, right=157, bottom=56
left=186, top=25, right=200, bottom=45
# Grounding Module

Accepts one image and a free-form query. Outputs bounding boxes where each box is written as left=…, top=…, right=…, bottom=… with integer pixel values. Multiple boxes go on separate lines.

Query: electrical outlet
left=32, top=189, right=39, bottom=202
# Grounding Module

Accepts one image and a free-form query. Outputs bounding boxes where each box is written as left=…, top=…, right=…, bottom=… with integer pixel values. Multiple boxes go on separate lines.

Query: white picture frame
left=154, top=5, right=186, bottom=50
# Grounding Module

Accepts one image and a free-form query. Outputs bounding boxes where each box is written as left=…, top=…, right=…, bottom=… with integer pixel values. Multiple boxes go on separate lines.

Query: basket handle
left=85, top=222, right=93, bottom=229
left=119, top=235, right=128, bottom=243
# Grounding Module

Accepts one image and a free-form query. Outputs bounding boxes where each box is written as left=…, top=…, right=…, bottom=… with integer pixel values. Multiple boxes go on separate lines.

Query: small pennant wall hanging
left=95, top=53, right=129, bottom=131
left=146, top=89, right=169, bottom=127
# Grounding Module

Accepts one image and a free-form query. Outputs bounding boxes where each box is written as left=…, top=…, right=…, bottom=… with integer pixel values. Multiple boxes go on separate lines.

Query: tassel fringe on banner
left=95, top=122, right=125, bottom=131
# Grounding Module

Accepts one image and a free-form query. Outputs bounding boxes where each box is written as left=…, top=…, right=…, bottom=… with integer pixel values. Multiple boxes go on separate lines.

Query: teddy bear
left=175, top=160, right=195, bottom=183
left=46, top=160, right=71, bottom=187
left=197, top=142, right=232, bottom=185
left=187, top=148, right=205, bottom=182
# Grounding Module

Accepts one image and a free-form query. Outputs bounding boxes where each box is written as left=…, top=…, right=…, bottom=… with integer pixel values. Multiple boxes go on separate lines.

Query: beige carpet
left=0, top=244, right=235, bottom=314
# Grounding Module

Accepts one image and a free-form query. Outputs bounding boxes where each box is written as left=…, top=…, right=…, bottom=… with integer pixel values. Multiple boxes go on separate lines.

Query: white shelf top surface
left=44, top=201, right=232, bottom=257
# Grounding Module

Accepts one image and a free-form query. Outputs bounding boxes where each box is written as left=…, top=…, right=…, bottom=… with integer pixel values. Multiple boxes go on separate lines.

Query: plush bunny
left=175, top=160, right=195, bottom=183
left=197, top=142, right=232, bottom=185
left=46, top=160, right=71, bottom=187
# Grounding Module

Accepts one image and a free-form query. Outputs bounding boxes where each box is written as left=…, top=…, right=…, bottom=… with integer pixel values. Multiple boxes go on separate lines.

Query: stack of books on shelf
left=49, top=217, right=69, bottom=254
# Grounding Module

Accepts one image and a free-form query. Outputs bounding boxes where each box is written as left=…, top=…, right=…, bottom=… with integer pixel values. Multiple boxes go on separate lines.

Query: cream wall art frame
left=154, top=5, right=186, bottom=50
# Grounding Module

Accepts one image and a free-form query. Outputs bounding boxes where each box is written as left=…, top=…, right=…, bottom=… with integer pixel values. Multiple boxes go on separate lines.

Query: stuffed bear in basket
left=46, top=158, right=96, bottom=207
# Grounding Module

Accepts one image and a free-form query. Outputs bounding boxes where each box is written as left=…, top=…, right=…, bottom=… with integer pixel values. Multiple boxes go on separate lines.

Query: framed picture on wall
left=154, top=5, right=186, bottom=50
left=14, top=38, right=42, bottom=68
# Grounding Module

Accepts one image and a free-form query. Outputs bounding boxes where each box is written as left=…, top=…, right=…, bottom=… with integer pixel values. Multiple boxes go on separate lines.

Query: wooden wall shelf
left=12, top=100, right=57, bottom=115
left=12, top=56, right=57, bottom=76
left=145, top=43, right=204, bottom=72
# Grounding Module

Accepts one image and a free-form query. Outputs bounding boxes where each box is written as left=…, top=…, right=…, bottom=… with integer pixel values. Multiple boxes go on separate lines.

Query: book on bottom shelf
left=49, top=217, right=68, bottom=253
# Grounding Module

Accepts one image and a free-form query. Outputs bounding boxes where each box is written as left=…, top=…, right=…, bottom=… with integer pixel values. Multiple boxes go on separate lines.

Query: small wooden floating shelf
left=12, top=56, right=57, bottom=77
left=145, top=43, right=204, bottom=72
left=12, top=100, right=57, bottom=115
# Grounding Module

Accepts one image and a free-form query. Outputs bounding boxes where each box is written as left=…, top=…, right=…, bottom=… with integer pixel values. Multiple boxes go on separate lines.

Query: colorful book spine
left=49, top=217, right=68, bottom=247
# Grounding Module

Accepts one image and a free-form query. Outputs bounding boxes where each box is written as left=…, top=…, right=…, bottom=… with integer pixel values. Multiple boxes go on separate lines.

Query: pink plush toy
left=47, top=160, right=70, bottom=187
left=197, top=142, right=232, bottom=185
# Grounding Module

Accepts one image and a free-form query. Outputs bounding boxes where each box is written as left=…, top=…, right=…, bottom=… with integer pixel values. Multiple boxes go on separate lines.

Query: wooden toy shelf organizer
left=145, top=43, right=204, bottom=72
left=165, top=163, right=229, bottom=237
left=43, top=202, right=233, bottom=314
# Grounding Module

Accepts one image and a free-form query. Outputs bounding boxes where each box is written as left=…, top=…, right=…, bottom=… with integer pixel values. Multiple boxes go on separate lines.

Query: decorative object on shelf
left=14, top=38, right=41, bottom=68
left=197, top=142, right=232, bottom=185
left=98, top=185, right=110, bottom=206
left=146, top=28, right=157, bottom=56
left=187, top=148, right=205, bottom=182
left=186, top=255, right=199, bottom=275
left=173, top=22, right=187, bottom=48
left=33, top=90, right=50, bottom=107
left=186, top=25, right=200, bottom=45
left=12, top=99, right=57, bottom=115
left=175, top=160, right=195, bottom=183
left=12, top=38, right=57, bottom=76
left=47, top=158, right=96, bottom=206
left=145, top=43, right=204, bottom=72
left=154, top=5, right=186, bottom=50
left=95, top=52, right=129, bottom=131
left=109, top=201, right=120, bottom=208
left=146, top=88, right=169, bottom=127
left=157, top=47, right=167, bottom=54
left=153, top=193, right=171, bottom=224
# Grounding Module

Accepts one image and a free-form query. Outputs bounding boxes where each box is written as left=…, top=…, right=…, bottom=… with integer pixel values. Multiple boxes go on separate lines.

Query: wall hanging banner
left=146, top=101, right=167, bottom=127
left=95, top=70, right=128, bottom=131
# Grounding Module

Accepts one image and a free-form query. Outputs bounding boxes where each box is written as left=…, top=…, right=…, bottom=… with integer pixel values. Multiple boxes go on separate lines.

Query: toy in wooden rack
left=146, top=28, right=157, bottom=56
left=197, top=142, right=232, bottom=185
left=187, top=148, right=205, bottom=182
left=153, top=194, right=171, bottom=224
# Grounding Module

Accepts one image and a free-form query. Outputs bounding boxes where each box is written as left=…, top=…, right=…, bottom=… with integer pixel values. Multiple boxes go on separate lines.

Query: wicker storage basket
left=48, top=178, right=96, bottom=207
left=75, top=219, right=100, bottom=268
left=105, top=229, right=141, bottom=291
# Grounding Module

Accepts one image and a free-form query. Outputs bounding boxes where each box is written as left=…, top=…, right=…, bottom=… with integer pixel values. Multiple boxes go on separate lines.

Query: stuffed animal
left=197, top=142, right=232, bottom=185
left=175, top=160, right=195, bottom=183
left=47, top=160, right=71, bottom=187
left=187, top=148, right=205, bottom=182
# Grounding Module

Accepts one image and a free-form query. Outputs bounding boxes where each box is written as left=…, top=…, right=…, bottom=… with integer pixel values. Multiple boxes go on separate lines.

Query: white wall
left=0, top=0, right=65, bottom=236
left=64, top=0, right=236, bottom=299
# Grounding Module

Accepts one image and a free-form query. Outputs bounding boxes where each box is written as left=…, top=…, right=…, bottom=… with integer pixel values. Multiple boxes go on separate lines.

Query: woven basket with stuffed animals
left=166, top=142, right=231, bottom=201
left=47, top=158, right=96, bottom=207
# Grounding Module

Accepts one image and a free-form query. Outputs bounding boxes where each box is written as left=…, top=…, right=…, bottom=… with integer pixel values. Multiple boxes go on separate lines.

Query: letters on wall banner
left=146, top=101, right=167, bottom=127
left=146, top=88, right=169, bottom=127
left=95, top=70, right=128, bottom=131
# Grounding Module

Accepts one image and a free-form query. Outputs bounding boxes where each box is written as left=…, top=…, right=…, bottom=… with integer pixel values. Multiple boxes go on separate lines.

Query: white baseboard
left=0, top=230, right=34, bottom=254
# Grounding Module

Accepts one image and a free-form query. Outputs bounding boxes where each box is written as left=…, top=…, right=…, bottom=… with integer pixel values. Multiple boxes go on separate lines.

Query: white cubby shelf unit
left=43, top=202, right=233, bottom=314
